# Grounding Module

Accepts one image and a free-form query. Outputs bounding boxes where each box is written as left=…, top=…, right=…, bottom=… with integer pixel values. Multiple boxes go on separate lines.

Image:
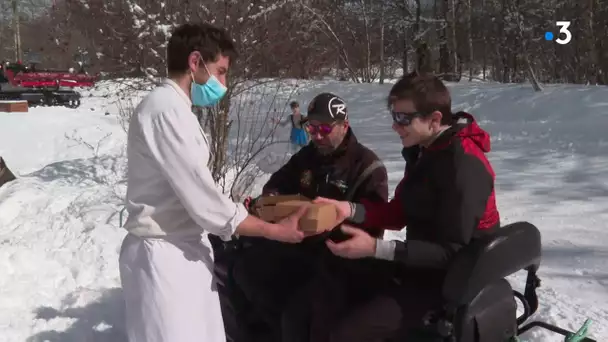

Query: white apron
left=119, top=233, right=226, bottom=342
left=119, top=79, right=248, bottom=342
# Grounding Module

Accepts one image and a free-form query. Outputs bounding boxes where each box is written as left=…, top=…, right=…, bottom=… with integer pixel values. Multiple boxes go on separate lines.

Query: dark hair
left=388, top=72, right=452, bottom=125
left=289, top=101, right=299, bottom=108
left=167, top=23, right=238, bottom=75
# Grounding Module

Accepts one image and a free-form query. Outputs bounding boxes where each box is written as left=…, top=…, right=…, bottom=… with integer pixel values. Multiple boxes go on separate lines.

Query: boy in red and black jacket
left=348, top=111, right=500, bottom=269
left=313, top=72, right=501, bottom=342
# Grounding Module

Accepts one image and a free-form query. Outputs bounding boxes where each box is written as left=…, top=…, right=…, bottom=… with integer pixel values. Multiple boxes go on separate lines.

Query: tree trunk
left=402, top=32, right=409, bottom=74
left=203, top=94, right=233, bottom=183
left=598, top=1, right=608, bottom=84
left=417, top=43, right=432, bottom=73
left=361, top=0, right=372, bottom=82
left=449, top=0, right=458, bottom=78
left=0, top=11, right=4, bottom=54
left=481, top=0, right=487, bottom=79
left=433, top=0, right=439, bottom=73
left=515, top=1, right=541, bottom=91
left=12, top=0, right=22, bottom=61
left=467, top=0, right=474, bottom=81
left=414, top=0, right=423, bottom=73
left=379, top=1, right=385, bottom=84
left=587, top=0, right=598, bottom=84
left=439, top=0, right=451, bottom=77
left=500, top=0, right=509, bottom=82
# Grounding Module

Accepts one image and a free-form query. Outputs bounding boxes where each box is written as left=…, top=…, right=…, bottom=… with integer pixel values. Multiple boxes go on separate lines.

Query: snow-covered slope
left=0, top=79, right=606, bottom=341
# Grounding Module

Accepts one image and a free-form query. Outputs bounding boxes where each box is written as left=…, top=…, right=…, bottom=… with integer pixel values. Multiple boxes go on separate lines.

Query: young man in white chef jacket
left=119, top=23, right=309, bottom=342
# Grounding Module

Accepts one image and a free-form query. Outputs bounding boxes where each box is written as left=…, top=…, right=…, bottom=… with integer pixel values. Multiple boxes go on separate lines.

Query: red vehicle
left=0, top=61, right=99, bottom=108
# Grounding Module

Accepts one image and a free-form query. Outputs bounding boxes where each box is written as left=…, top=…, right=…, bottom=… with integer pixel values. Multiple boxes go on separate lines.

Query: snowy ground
left=0, top=78, right=607, bottom=342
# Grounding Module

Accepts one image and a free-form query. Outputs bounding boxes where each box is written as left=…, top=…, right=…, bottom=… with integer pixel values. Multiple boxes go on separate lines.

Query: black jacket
left=263, top=127, right=395, bottom=283
left=263, top=127, right=389, bottom=237
left=353, top=112, right=500, bottom=270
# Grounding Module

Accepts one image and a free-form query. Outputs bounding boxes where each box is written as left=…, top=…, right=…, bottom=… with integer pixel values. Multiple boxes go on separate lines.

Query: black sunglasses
left=391, top=111, right=424, bottom=126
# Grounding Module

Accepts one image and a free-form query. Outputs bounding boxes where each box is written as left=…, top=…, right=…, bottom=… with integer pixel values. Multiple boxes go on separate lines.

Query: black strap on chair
left=516, top=267, right=597, bottom=341
left=514, top=266, right=541, bottom=326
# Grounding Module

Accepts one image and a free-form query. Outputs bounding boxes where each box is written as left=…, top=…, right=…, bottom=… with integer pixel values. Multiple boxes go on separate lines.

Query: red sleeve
left=357, top=179, right=407, bottom=231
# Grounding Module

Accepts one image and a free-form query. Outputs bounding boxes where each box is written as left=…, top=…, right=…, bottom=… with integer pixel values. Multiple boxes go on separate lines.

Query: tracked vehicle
left=0, top=60, right=98, bottom=108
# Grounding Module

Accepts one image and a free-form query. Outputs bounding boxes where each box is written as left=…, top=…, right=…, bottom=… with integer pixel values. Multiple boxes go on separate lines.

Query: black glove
left=243, top=195, right=264, bottom=215
left=327, top=224, right=351, bottom=243
left=243, top=196, right=253, bottom=209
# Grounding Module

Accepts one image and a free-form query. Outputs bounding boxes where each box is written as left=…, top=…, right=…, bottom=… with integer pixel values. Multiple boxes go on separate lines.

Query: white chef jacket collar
left=163, top=78, right=192, bottom=107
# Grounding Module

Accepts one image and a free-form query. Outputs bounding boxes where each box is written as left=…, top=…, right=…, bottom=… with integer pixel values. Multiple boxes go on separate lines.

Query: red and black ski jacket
left=350, top=112, right=500, bottom=269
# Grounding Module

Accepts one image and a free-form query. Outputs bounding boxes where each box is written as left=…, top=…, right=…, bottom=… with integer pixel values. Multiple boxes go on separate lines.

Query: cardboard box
left=252, top=194, right=338, bottom=234
left=0, top=100, right=29, bottom=113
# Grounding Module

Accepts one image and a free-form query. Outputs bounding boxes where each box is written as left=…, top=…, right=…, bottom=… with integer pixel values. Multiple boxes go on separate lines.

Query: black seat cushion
left=442, top=222, right=541, bottom=306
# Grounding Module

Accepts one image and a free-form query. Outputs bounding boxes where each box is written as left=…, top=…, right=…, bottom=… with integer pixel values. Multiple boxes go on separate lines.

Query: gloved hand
left=327, top=224, right=351, bottom=243
left=243, top=192, right=280, bottom=214
left=326, top=225, right=377, bottom=259
left=243, top=194, right=265, bottom=214
left=243, top=196, right=253, bottom=210
left=243, top=196, right=257, bottom=210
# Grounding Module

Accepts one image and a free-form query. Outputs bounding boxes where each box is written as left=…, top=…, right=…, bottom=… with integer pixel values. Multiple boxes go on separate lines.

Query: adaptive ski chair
left=405, top=221, right=597, bottom=342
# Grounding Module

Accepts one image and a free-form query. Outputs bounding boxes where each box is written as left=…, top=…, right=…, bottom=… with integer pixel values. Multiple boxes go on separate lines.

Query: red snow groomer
left=0, top=61, right=99, bottom=108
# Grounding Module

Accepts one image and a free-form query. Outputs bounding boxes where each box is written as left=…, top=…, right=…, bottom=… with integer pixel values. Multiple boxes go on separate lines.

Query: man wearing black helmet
left=223, top=93, right=394, bottom=341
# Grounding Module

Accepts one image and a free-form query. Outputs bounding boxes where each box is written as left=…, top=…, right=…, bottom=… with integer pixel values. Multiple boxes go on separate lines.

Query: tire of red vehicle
left=65, top=99, right=80, bottom=108
left=45, top=96, right=57, bottom=107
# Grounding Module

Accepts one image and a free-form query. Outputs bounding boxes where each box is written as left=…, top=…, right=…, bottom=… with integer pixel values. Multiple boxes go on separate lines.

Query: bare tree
left=197, top=79, right=301, bottom=201
left=378, top=1, right=385, bottom=83
left=513, top=0, right=541, bottom=91
left=5, top=0, right=608, bottom=87
left=466, top=0, right=474, bottom=81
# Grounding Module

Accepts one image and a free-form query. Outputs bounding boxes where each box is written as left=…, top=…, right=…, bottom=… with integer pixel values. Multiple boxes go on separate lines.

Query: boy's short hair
left=289, top=101, right=299, bottom=109
left=388, top=72, right=452, bottom=126
left=167, top=23, right=238, bottom=75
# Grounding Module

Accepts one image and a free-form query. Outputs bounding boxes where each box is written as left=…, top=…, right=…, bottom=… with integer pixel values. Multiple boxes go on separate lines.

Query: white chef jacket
left=120, top=78, right=246, bottom=342
left=123, top=78, right=248, bottom=240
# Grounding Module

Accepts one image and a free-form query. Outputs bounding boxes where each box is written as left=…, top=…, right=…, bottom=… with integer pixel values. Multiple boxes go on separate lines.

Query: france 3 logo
left=544, top=21, right=572, bottom=45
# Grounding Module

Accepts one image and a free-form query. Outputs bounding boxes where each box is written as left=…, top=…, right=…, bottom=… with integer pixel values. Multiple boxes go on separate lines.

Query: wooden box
left=0, top=100, right=29, bottom=113
left=253, top=194, right=338, bottom=234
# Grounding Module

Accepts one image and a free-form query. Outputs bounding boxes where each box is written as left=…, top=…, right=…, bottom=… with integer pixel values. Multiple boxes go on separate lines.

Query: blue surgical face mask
left=190, top=63, right=227, bottom=107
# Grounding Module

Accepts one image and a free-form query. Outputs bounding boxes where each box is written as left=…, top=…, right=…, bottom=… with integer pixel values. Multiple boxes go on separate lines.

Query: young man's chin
left=401, top=137, right=413, bottom=148
left=402, top=133, right=426, bottom=147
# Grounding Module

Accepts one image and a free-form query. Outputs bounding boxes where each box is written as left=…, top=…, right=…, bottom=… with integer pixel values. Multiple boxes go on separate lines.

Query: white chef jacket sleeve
left=139, top=108, right=248, bottom=241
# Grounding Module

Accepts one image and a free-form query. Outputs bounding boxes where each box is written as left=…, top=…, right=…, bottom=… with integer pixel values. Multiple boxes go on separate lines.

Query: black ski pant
left=232, top=238, right=322, bottom=336
left=283, top=267, right=444, bottom=342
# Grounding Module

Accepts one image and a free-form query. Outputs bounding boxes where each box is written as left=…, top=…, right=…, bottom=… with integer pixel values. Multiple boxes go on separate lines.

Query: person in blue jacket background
left=275, top=100, right=309, bottom=152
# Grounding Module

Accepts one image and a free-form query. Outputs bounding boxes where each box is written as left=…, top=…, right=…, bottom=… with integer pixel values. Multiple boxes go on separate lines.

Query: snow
left=0, top=100, right=28, bottom=104
left=1, top=78, right=607, bottom=341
